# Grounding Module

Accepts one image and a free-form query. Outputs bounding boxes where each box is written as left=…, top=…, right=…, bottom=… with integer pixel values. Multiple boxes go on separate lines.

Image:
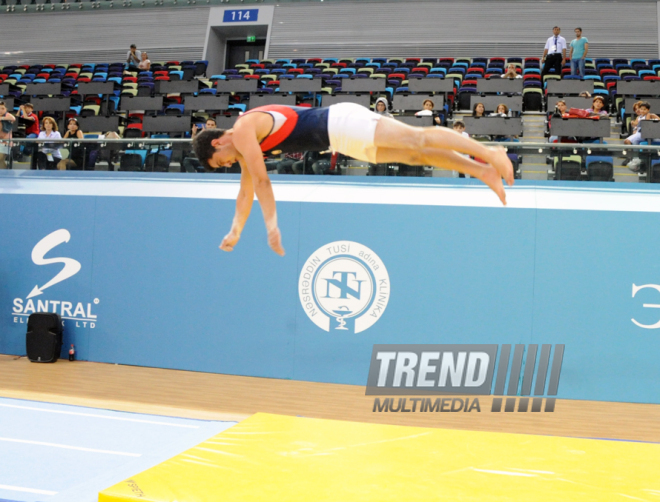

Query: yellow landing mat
left=99, top=412, right=660, bottom=502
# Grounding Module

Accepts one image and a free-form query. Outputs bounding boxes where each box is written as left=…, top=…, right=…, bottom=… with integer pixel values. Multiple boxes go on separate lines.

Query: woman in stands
left=63, top=118, right=86, bottom=170
left=472, top=102, right=486, bottom=118
left=489, top=104, right=515, bottom=140
left=415, top=99, right=441, bottom=125
left=548, top=100, right=569, bottom=143
left=489, top=104, right=510, bottom=118
left=470, top=102, right=491, bottom=140
left=37, top=117, right=63, bottom=170
left=138, top=52, right=151, bottom=71
left=586, top=96, right=608, bottom=117
left=0, top=100, right=16, bottom=169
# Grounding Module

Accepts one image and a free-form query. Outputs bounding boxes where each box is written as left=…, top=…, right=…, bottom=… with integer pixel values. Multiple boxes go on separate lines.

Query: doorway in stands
left=226, top=39, right=266, bottom=69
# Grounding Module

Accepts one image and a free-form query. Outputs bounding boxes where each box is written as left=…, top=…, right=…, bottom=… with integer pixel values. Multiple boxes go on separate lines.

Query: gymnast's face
left=209, top=135, right=238, bottom=168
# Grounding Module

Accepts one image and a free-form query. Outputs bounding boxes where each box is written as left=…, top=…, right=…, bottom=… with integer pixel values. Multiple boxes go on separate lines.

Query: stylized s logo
left=27, top=229, right=82, bottom=299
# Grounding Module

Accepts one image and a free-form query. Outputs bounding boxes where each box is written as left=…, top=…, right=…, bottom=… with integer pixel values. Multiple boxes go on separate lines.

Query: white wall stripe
left=0, top=437, right=141, bottom=457
left=3, top=178, right=660, bottom=213
left=0, top=484, right=57, bottom=496
left=0, top=403, right=200, bottom=429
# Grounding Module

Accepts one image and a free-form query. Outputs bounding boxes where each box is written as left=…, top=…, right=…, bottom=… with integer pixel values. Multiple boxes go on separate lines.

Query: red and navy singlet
left=238, top=105, right=330, bottom=155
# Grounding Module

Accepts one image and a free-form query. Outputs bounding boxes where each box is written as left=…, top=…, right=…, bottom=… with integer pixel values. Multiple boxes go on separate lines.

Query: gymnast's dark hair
left=192, top=128, right=227, bottom=171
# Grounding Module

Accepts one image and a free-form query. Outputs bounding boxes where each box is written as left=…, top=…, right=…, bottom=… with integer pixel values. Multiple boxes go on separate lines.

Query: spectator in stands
left=18, top=104, right=39, bottom=136
left=541, top=26, right=567, bottom=77
left=489, top=104, right=516, bottom=141
left=185, top=118, right=217, bottom=172
left=192, top=118, right=217, bottom=139
left=569, top=27, right=589, bottom=77
left=63, top=118, right=86, bottom=169
left=625, top=101, right=657, bottom=146
left=501, top=64, right=522, bottom=79
left=489, top=104, right=510, bottom=117
left=625, top=101, right=660, bottom=171
left=37, top=117, right=62, bottom=170
left=553, top=100, right=568, bottom=117
left=374, top=97, right=393, bottom=118
left=17, top=103, right=39, bottom=169
left=472, top=102, right=486, bottom=118
left=99, top=130, right=121, bottom=171
left=586, top=96, right=608, bottom=117
left=548, top=99, right=569, bottom=143
left=138, top=52, right=151, bottom=71
left=470, top=102, right=490, bottom=140
left=127, top=44, right=141, bottom=68
left=0, top=100, right=16, bottom=169
left=414, top=99, right=442, bottom=125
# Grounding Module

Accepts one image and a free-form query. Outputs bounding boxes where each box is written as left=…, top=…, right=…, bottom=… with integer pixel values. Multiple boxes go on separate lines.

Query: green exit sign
left=247, top=35, right=256, bottom=42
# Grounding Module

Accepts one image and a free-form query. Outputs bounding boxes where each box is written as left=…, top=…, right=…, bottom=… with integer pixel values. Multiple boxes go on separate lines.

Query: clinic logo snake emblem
left=299, top=241, right=390, bottom=333
left=27, top=229, right=81, bottom=299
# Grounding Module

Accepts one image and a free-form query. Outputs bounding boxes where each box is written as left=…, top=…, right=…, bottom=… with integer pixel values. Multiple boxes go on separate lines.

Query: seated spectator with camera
left=184, top=118, right=218, bottom=172
left=501, top=64, right=522, bottom=79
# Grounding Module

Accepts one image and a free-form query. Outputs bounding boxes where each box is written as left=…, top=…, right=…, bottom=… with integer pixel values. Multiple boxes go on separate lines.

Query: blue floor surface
left=0, top=397, right=237, bottom=502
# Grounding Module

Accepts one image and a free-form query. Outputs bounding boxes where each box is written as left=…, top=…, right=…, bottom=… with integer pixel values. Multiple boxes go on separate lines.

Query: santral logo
left=299, top=241, right=390, bottom=333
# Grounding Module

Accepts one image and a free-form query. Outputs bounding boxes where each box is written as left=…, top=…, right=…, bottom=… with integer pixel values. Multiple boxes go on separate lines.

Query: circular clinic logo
left=299, top=241, right=390, bottom=333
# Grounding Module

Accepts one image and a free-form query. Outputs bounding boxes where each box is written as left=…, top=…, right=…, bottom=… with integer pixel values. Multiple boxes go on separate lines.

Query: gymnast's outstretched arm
left=219, top=163, right=254, bottom=252
left=229, top=119, right=285, bottom=256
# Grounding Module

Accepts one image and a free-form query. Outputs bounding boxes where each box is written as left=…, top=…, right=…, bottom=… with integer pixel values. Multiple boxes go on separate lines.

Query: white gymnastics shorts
left=327, top=103, right=382, bottom=163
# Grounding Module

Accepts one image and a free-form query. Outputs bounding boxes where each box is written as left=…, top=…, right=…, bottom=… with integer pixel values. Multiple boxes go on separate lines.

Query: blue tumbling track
left=0, top=397, right=236, bottom=502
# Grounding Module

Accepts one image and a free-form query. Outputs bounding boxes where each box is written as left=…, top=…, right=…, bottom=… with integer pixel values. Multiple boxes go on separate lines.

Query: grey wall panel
left=0, top=8, right=210, bottom=66
left=269, top=2, right=658, bottom=59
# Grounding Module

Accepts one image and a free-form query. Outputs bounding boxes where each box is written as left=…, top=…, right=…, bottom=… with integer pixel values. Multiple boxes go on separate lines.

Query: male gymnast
left=193, top=103, right=514, bottom=256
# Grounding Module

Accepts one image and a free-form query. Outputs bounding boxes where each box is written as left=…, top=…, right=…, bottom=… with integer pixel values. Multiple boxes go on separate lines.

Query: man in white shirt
left=541, top=26, right=567, bottom=78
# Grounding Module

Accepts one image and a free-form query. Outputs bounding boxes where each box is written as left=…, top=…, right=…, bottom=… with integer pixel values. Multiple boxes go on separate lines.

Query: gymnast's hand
left=268, top=227, right=285, bottom=256
left=220, top=231, right=241, bottom=252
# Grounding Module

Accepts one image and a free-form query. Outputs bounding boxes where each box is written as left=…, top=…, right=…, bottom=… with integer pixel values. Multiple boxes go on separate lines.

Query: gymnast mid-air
left=193, top=103, right=514, bottom=256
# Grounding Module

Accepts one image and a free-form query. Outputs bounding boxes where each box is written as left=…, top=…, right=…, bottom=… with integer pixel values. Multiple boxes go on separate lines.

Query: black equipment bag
left=26, top=313, right=63, bottom=363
